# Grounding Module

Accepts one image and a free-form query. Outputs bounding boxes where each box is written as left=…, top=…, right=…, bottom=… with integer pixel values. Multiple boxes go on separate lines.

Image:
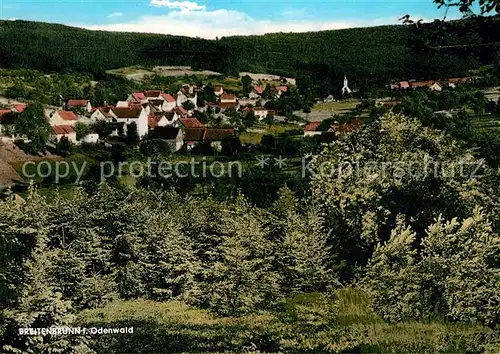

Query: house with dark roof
left=184, top=127, right=235, bottom=151
left=219, top=102, right=240, bottom=111
left=67, top=99, right=92, bottom=113
left=110, top=107, right=149, bottom=138
left=50, top=110, right=79, bottom=127
left=149, top=126, right=184, bottom=152
left=178, top=117, right=204, bottom=130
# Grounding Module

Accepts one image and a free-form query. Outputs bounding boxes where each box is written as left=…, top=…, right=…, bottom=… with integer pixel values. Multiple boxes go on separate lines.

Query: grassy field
left=107, top=66, right=242, bottom=91
left=472, top=114, right=500, bottom=133
left=106, top=66, right=153, bottom=76
left=240, top=123, right=302, bottom=145
left=78, top=288, right=499, bottom=354
left=312, top=99, right=360, bottom=112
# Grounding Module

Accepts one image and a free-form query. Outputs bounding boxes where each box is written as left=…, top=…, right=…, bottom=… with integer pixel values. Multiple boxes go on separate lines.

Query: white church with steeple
left=342, top=75, right=352, bottom=95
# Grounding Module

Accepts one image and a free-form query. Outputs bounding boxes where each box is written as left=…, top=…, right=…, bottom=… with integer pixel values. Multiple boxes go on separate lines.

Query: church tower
left=342, top=75, right=352, bottom=95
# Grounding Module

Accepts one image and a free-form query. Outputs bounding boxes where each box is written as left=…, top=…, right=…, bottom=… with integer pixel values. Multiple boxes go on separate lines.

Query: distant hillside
left=1, top=16, right=499, bottom=88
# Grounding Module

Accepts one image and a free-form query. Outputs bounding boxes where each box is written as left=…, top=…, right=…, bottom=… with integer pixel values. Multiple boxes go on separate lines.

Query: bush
left=139, top=138, right=171, bottom=157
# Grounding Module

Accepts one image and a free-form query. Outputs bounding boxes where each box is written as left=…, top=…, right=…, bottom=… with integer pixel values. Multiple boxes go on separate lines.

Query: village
left=0, top=72, right=488, bottom=158
left=0, top=75, right=300, bottom=153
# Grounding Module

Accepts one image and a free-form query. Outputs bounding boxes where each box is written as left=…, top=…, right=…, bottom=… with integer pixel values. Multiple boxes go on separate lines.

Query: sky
left=0, top=0, right=463, bottom=39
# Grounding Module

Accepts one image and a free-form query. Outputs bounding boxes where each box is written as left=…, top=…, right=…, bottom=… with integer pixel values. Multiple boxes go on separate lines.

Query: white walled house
left=176, top=86, right=198, bottom=108
left=253, top=107, right=268, bottom=120
left=430, top=82, right=443, bottom=92
left=50, top=125, right=77, bottom=144
left=82, top=133, right=99, bottom=144
left=110, top=107, right=149, bottom=138
left=90, top=107, right=113, bottom=122
left=148, top=111, right=179, bottom=130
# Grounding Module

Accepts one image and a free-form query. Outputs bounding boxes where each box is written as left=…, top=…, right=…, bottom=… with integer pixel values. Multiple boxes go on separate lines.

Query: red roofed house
left=399, top=81, right=410, bottom=90
left=271, top=86, right=288, bottom=99
left=67, top=99, right=92, bottom=113
left=127, top=92, right=147, bottom=104
left=178, top=117, right=204, bottom=130
left=249, top=85, right=264, bottom=99
left=174, top=106, right=188, bottom=118
left=110, top=106, right=149, bottom=138
left=50, top=110, right=78, bottom=127
left=12, top=104, right=27, bottom=113
left=220, top=93, right=237, bottom=103
left=219, top=93, right=239, bottom=111
left=144, top=90, right=162, bottom=99
left=161, top=93, right=177, bottom=112
left=446, top=77, right=474, bottom=88
left=50, top=125, right=77, bottom=144
left=184, top=128, right=235, bottom=151
left=303, top=121, right=322, bottom=137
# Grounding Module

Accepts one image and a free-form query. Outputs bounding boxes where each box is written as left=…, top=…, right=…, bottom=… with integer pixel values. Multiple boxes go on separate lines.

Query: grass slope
left=78, top=289, right=499, bottom=354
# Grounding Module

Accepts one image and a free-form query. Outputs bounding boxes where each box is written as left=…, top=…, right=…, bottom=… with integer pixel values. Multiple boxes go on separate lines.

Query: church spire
left=342, top=75, right=352, bottom=95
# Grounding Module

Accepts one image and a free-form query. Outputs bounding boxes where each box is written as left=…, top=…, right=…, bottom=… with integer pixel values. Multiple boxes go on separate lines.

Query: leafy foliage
left=15, top=103, right=51, bottom=152
left=310, top=113, right=499, bottom=281
left=364, top=208, right=500, bottom=326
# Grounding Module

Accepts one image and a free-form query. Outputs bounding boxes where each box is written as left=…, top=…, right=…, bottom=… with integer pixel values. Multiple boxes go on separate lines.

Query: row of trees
left=2, top=14, right=500, bottom=97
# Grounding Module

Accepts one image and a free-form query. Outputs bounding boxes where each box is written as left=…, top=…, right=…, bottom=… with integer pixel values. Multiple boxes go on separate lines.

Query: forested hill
left=1, top=16, right=499, bottom=85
